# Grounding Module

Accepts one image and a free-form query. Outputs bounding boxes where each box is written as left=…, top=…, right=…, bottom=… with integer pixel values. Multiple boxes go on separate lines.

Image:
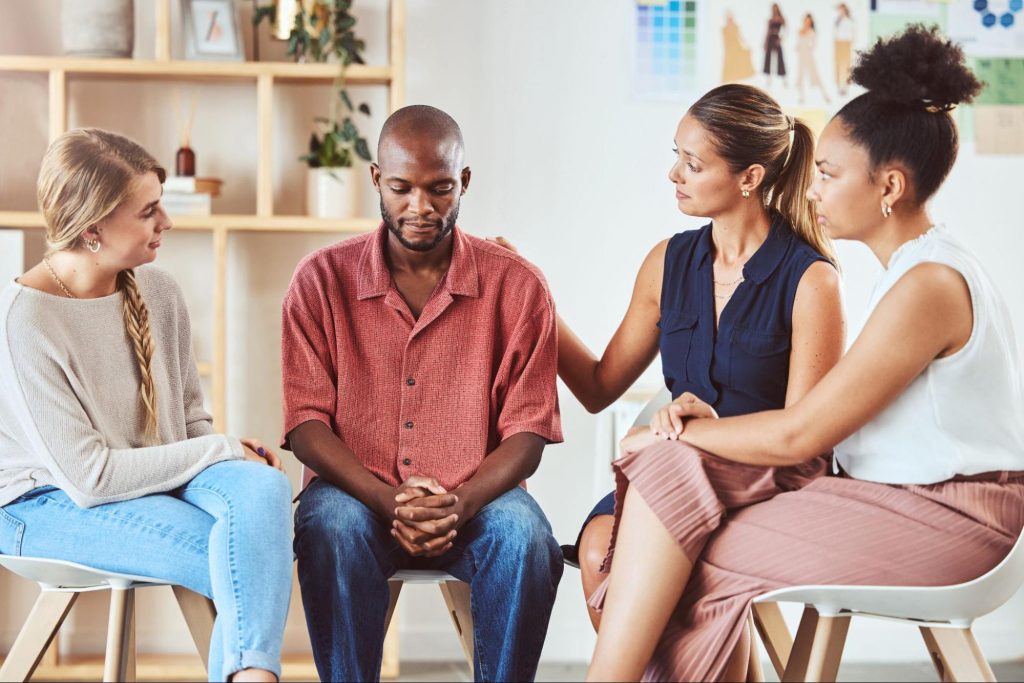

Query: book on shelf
left=164, top=176, right=223, bottom=195
left=161, top=192, right=212, bottom=216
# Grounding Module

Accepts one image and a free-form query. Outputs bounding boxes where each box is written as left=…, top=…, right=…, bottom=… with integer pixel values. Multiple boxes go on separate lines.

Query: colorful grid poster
left=633, top=0, right=699, bottom=100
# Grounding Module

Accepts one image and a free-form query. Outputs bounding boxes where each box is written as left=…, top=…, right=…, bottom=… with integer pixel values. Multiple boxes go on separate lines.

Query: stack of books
left=162, top=177, right=223, bottom=216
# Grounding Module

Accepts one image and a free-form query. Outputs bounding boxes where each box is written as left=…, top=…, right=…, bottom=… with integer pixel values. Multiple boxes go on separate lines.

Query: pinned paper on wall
left=870, top=0, right=948, bottom=41
left=971, top=59, right=1024, bottom=154
left=974, top=105, right=1024, bottom=153
left=632, top=0, right=699, bottom=100
left=973, top=57, right=1024, bottom=104
left=948, top=0, right=1024, bottom=56
left=710, top=0, right=871, bottom=110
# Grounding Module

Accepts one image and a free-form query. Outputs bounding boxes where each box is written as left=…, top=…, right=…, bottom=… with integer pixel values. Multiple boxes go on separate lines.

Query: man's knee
left=476, top=489, right=561, bottom=569
left=294, top=480, right=382, bottom=559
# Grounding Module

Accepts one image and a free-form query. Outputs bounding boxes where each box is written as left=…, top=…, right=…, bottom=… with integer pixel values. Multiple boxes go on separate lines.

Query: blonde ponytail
left=37, top=129, right=166, bottom=443
left=770, top=119, right=837, bottom=266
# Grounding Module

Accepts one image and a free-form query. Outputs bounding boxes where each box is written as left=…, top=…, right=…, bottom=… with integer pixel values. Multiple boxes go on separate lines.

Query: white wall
left=2, top=0, right=1024, bottom=666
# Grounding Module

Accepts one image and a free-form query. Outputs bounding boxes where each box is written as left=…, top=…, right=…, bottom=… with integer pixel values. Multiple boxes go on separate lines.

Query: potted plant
left=303, top=96, right=372, bottom=219
left=254, top=0, right=373, bottom=218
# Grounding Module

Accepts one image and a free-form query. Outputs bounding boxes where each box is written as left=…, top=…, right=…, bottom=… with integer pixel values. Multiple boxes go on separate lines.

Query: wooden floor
left=10, top=656, right=1024, bottom=681
left=2, top=654, right=320, bottom=682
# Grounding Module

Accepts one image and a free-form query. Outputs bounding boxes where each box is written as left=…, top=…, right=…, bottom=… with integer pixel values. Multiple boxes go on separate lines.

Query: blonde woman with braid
left=0, top=129, right=292, bottom=683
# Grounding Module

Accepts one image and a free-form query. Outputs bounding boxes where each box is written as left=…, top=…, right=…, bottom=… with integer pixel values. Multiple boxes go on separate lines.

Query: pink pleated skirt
left=590, top=440, right=1024, bottom=682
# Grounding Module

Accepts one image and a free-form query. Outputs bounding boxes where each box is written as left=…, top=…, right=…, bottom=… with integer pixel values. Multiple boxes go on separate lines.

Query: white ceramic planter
left=61, top=0, right=134, bottom=58
left=307, top=167, right=357, bottom=219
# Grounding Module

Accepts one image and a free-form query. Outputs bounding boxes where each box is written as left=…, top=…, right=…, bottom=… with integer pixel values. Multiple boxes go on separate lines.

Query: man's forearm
left=288, top=420, right=393, bottom=517
left=454, top=432, right=545, bottom=518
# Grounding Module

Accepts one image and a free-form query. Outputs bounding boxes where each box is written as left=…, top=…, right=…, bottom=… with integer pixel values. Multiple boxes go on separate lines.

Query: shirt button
left=402, top=457, right=412, bottom=466
left=406, top=378, right=416, bottom=386
left=404, top=421, right=414, bottom=429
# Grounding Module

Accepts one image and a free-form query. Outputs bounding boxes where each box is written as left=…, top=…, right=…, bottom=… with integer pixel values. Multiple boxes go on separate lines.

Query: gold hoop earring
left=742, top=189, right=750, bottom=199
left=86, top=239, right=101, bottom=253
left=881, top=202, right=892, bottom=219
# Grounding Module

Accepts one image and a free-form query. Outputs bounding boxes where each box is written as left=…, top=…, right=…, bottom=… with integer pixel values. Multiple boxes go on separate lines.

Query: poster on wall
left=632, top=0, right=700, bottom=100
left=706, top=0, right=871, bottom=133
left=972, top=57, right=1024, bottom=153
left=869, top=0, right=948, bottom=41
left=948, top=0, right=1024, bottom=57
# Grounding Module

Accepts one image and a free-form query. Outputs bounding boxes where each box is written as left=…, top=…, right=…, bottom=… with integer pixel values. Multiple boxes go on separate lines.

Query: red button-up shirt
left=281, top=224, right=562, bottom=490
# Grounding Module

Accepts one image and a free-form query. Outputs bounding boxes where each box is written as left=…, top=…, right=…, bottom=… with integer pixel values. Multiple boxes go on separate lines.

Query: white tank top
left=835, top=226, right=1024, bottom=484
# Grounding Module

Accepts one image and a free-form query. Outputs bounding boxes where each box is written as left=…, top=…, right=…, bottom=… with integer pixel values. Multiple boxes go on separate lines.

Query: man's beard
left=381, top=199, right=459, bottom=252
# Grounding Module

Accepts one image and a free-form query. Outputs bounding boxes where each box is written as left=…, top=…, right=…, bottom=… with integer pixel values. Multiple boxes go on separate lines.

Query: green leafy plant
left=303, top=98, right=372, bottom=168
left=254, top=0, right=372, bottom=168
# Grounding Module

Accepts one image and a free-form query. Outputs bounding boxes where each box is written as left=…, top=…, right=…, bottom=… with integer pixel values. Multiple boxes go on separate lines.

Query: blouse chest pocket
left=659, top=311, right=700, bottom=386
left=727, top=327, right=791, bottom=401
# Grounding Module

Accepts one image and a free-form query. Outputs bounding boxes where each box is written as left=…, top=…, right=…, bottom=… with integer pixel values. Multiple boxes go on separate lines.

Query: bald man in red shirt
left=283, top=105, right=564, bottom=682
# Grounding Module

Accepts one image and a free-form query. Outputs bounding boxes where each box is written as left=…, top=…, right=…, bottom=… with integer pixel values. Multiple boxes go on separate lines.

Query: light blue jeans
left=0, top=461, right=293, bottom=682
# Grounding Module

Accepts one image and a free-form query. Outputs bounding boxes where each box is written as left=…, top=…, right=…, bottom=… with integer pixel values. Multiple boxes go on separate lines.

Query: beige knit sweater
left=0, top=265, right=242, bottom=509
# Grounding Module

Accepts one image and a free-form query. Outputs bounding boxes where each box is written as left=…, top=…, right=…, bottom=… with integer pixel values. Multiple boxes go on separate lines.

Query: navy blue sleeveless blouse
left=567, top=215, right=831, bottom=558
left=659, top=215, right=829, bottom=418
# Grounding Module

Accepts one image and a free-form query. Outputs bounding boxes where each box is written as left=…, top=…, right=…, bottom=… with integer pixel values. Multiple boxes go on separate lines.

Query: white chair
left=385, top=569, right=474, bottom=677
left=752, top=527, right=1024, bottom=682
left=626, top=392, right=1020, bottom=682
left=0, top=555, right=214, bottom=682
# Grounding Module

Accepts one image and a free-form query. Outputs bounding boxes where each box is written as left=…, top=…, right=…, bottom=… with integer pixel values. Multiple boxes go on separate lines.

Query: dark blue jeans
left=294, top=479, right=563, bottom=682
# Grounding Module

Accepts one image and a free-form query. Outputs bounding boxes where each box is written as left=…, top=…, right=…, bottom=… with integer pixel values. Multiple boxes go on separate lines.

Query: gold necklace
left=43, top=257, right=78, bottom=299
left=713, top=273, right=745, bottom=287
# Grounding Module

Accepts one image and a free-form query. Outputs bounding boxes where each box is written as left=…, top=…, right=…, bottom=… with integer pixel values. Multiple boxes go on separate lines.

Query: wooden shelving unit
left=0, top=0, right=406, bottom=679
left=0, top=0, right=404, bottom=432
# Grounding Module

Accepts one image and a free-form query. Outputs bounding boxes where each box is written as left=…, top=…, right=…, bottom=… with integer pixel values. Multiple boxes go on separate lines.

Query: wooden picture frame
left=181, top=0, right=244, bottom=61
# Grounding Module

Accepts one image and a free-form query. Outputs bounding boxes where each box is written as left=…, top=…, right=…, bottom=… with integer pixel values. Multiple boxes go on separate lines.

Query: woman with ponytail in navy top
left=495, top=83, right=845, bottom=632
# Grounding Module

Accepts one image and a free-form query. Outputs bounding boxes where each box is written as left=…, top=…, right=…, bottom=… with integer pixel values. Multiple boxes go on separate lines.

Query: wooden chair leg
left=753, top=601, right=794, bottom=679
left=381, top=580, right=403, bottom=680
left=171, top=585, right=217, bottom=672
left=920, top=626, right=996, bottom=683
left=104, top=587, right=134, bottom=682
left=782, top=606, right=849, bottom=683
left=438, top=580, right=474, bottom=675
left=125, top=605, right=136, bottom=683
left=746, top=613, right=766, bottom=683
left=384, top=580, right=403, bottom=632
left=0, top=590, right=78, bottom=682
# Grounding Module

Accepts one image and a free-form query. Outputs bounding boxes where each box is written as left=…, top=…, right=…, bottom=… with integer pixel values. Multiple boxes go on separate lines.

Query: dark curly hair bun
left=851, top=24, right=983, bottom=108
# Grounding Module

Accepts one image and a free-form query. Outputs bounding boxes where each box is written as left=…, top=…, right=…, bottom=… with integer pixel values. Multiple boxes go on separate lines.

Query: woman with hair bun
left=587, top=25, right=1024, bottom=682
left=0, top=129, right=293, bottom=682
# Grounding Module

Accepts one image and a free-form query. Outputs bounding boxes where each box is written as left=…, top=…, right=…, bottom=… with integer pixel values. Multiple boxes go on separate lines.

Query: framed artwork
left=182, top=0, right=244, bottom=61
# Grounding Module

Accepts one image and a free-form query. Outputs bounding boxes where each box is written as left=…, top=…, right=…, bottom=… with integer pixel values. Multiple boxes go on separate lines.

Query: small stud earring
left=86, top=239, right=101, bottom=253
left=742, top=189, right=750, bottom=199
left=881, top=202, right=892, bottom=219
